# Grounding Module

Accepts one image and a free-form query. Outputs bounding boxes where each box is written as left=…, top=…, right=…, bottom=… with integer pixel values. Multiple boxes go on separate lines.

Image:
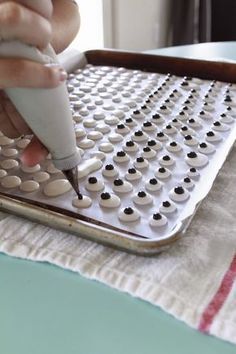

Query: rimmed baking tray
left=0, top=49, right=236, bottom=255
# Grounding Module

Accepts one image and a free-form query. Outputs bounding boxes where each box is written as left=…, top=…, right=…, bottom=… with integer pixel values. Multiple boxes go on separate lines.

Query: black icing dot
left=157, top=132, right=165, bottom=137
left=114, top=179, right=123, bottom=186
left=143, top=147, right=151, bottom=152
left=105, top=164, right=114, bottom=170
left=189, top=119, right=195, bottom=123
left=184, top=100, right=191, bottom=105
left=227, top=106, right=232, bottom=111
left=184, top=177, right=191, bottom=183
left=181, top=81, right=189, bottom=86
left=200, top=111, right=205, bottom=115
left=163, top=201, right=171, bottom=207
left=148, top=140, right=157, bottom=147
left=149, top=178, right=158, bottom=185
left=143, top=121, right=152, bottom=127
left=101, top=192, right=111, bottom=200
left=138, top=191, right=146, bottom=198
left=145, top=99, right=151, bottom=104
left=160, top=105, right=167, bottom=110
left=183, top=106, right=189, bottom=111
left=206, top=131, right=215, bottom=137
left=170, top=141, right=177, bottom=146
left=179, top=111, right=185, bottom=116
left=184, top=135, right=192, bottom=141
left=135, top=130, right=143, bottom=136
left=159, top=167, right=166, bottom=173
left=153, top=213, right=162, bottom=220
left=181, top=126, right=188, bottom=131
left=128, top=168, right=136, bottom=174
left=88, top=177, right=97, bottom=184
left=224, top=95, right=232, bottom=102
left=141, top=105, right=148, bottom=110
left=163, top=155, right=170, bottom=161
left=166, top=125, right=172, bottom=129
left=165, top=99, right=170, bottom=103
left=117, top=124, right=125, bottom=129
left=133, top=110, right=140, bottom=115
left=213, top=121, right=221, bottom=126
left=124, top=207, right=134, bottom=215
left=200, top=143, right=207, bottom=148
left=172, top=119, right=178, bottom=123
left=152, top=113, right=161, bottom=120
left=117, top=151, right=126, bottom=157
left=187, top=152, right=197, bottom=158
left=190, top=167, right=196, bottom=173
left=136, top=157, right=144, bottom=163
left=174, top=186, right=184, bottom=195
left=126, top=118, right=133, bottom=123
left=220, top=113, right=226, bottom=118
left=126, top=141, right=134, bottom=147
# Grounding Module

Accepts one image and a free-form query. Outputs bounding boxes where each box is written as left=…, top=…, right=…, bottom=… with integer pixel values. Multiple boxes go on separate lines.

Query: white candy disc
left=149, top=213, right=167, bottom=227
left=20, top=180, right=40, bottom=193
left=72, top=195, right=92, bottom=208
left=1, top=175, right=21, bottom=188
left=118, top=207, right=140, bottom=222
left=44, top=179, right=72, bottom=197
left=99, top=193, right=121, bottom=208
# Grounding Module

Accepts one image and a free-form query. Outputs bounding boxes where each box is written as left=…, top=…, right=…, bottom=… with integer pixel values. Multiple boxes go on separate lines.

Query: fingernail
left=59, top=68, right=68, bottom=82
left=45, top=63, right=68, bottom=82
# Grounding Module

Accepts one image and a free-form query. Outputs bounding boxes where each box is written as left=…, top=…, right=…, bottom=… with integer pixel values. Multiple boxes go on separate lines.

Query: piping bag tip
left=63, top=167, right=83, bottom=199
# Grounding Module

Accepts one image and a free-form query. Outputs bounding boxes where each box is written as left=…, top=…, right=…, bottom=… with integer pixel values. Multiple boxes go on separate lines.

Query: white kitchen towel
left=0, top=146, right=236, bottom=345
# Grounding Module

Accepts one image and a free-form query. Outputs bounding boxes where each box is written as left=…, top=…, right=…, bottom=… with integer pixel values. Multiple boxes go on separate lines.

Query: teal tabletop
left=1, top=42, right=236, bottom=354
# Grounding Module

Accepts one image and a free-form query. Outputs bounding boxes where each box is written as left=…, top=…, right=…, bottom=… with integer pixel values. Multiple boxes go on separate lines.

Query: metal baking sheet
left=0, top=50, right=235, bottom=255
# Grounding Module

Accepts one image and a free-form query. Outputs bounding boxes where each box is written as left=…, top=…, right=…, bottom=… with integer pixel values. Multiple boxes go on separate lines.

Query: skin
left=0, top=0, right=80, bottom=166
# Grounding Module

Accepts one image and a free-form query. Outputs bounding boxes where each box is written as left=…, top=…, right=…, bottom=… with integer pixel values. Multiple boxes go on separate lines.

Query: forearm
left=51, top=0, right=80, bottom=53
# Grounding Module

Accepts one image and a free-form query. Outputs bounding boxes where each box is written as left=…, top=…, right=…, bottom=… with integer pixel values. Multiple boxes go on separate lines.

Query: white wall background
left=104, top=0, right=171, bottom=51
left=70, top=0, right=104, bottom=51
left=71, top=0, right=170, bottom=52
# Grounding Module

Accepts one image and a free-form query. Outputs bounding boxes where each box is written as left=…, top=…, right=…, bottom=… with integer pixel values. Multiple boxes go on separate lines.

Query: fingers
left=0, top=59, right=67, bottom=88
left=16, top=0, right=53, bottom=19
left=0, top=92, right=49, bottom=166
left=0, top=2, right=52, bottom=48
left=21, top=136, right=48, bottom=166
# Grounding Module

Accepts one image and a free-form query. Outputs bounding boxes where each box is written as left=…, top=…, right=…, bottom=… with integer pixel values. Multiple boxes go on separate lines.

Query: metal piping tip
left=63, top=167, right=82, bottom=199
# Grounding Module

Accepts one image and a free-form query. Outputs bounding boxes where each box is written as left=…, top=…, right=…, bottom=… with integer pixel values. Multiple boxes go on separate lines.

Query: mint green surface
left=1, top=254, right=236, bottom=354
left=1, top=42, right=236, bottom=353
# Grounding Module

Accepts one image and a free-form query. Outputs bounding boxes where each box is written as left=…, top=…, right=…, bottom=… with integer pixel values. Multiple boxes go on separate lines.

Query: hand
left=0, top=1, right=68, bottom=166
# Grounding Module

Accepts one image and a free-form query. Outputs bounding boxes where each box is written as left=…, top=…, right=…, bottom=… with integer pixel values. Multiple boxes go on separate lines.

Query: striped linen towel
left=0, top=145, right=236, bottom=344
